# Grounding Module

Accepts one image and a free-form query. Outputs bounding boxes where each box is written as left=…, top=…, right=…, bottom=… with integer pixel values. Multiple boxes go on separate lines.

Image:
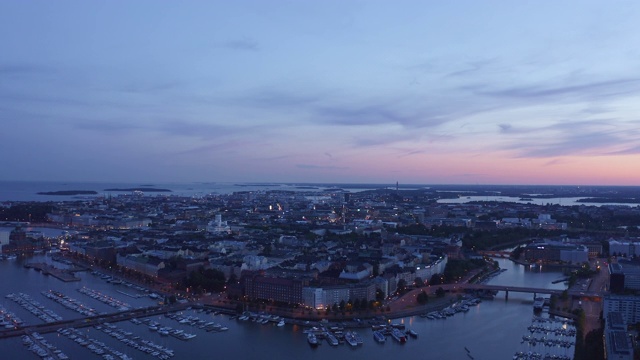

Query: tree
left=417, top=290, right=428, bottom=305
left=435, top=287, right=445, bottom=297
left=183, top=267, right=226, bottom=293
left=430, top=274, right=443, bottom=285
left=227, top=273, right=238, bottom=285
left=397, top=279, right=407, bottom=295
left=414, top=277, right=424, bottom=288
left=261, top=243, right=272, bottom=256
left=359, top=298, right=367, bottom=310
left=339, top=300, right=346, bottom=311
left=376, top=289, right=386, bottom=302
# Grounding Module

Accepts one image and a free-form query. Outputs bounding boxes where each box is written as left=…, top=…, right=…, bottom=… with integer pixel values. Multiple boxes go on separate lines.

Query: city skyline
left=2, top=1, right=640, bottom=185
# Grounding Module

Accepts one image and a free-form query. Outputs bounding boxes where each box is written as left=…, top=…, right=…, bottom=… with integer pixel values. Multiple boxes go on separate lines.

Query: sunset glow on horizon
left=2, top=1, right=640, bottom=186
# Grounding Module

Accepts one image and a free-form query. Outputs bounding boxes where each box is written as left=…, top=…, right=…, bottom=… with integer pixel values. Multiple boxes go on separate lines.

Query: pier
left=0, top=302, right=192, bottom=340
left=23, top=263, right=81, bottom=282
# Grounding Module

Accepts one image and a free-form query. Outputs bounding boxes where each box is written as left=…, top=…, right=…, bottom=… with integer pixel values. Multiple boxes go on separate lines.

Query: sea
left=2, top=180, right=638, bottom=208
left=0, top=255, right=575, bottom=360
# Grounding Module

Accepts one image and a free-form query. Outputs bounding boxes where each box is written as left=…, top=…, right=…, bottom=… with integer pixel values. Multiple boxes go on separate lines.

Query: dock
left=0, top=303, right=192, bottom=340
left=24, top=263, right=81, bottom=282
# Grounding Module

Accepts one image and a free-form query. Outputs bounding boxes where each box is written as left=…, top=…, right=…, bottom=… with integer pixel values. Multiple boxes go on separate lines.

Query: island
left=103, top=188, right=172, bottom=192
left=37, top=190, right=98, bottom=196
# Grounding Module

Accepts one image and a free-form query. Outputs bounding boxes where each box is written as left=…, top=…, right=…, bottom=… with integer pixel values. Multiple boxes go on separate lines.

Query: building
left=604, top=294, right=640, bottom=325
left=605, top=311, right=634, bottom=360
left=0, top=228, right=11, bottom=251
left=609, top=239, right=640, bottom=257
left=302, top=280, right=379, bottom=310
left=243, top=273, right=308, bottom=305
left=609, top=261, right=640, bottom=293
left=523, top=240, right=588, bottom=264
left=116, top=254, right=166, bottom=278
left=207, top=214, right=231, bottom=234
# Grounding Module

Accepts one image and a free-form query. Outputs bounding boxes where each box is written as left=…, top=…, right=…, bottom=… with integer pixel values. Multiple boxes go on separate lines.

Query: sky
left=2, top=1, right=640, bottom=186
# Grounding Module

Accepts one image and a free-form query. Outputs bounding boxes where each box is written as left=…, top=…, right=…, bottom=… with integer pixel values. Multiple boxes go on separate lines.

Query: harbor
left=0, top=254, right=577, bottom=359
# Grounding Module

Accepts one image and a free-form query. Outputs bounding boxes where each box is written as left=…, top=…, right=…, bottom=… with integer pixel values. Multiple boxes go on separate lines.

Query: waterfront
left=0, top=255, right=575, bottom=359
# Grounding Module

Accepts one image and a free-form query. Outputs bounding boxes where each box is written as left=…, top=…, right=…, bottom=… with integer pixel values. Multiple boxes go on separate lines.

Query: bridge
left=436, top=283, right=603, bottom=300
left=0, top=302, right=195, bottom=340
left=478, top=250, right=512, bottom=258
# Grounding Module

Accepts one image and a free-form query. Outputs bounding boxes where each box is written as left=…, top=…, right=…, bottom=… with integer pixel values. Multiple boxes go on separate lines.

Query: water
left=438, top=195, right=640, bottom=207
left=0, top=256, right=574, bottom=359
left=0, top=181, right=402, bottom=202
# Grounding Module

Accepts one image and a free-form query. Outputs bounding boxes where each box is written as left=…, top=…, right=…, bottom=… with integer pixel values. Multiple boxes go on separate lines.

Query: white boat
left=345, top=332, right=358, bottom=346
left=307, top=333, right=318, bottom=347
left=391, top=328, right=406, bottom=343
left=373, top=330, right=386, bottom=343
left=277, top=319, right=285, bottom=327
left=533, top=297, right=544, bottom=311
left=326, top=333, right=339, bottom=346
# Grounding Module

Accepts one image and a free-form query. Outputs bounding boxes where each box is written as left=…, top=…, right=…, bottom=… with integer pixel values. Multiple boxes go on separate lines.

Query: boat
left=307, top=333, right=318, bottom=347
left=353, top=332, right=363, bottom=345
left=533, top=297, right=544, bottom=311
left=391, top=328, right=406, bottom=343
left=326, top=333, right=339, bottom=346
left=407, top=329, right=418, bottom=338
left=277, top=319, right=285, bottom=327
left=345, top=332, right=358, bottom=347
left=373, top=330, right=386, bottom=343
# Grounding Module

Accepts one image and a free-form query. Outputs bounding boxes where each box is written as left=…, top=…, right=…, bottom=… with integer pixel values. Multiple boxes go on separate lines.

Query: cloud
left=74, top=119, right=246, bottom=140
left=482, top=78, right=640, bottom=101
left=446, top=58, right=498, bottom=78
left=173, top=139, right=256, bottom=156
left=453, top=173, right=487, bottom=178
left=511, top=131, right=625, bottom=158
left=396, top=149, right=428, bottom=158
left=498, top=117, right=640, bottom=158
left=74, top=121, right=144, bottom=133
left=544, top=159, right=570, bottom=166
left=231, top=88, right=323, bottom=109
left=314, top=104, right=451, bottom=129
left=498, top=124, right=512, bottom=133
left=223, top=38, right=259, bottom=51
left=606, top=145, right=640, bottom=156
left=156, top=120, right=242, bottom=138
left=0, top=63, right=54, bottom=76
left=296, top=164, right=349, bottom=170
left=118, top=81, right=183, bottom=94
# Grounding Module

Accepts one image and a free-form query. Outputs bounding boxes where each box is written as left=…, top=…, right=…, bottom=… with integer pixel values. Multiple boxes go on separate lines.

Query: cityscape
left=1, top=182, right=639, bottom=359
left=3, top=1, right=640, bottom=359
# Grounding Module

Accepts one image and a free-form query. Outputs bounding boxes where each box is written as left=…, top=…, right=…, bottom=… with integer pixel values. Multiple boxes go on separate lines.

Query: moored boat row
left=78, top=286, right=131, bottom=310
left=6, top=292, right=62, bottom=323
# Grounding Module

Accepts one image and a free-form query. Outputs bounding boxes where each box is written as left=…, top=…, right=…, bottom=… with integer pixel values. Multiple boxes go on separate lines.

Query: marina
left=0, top=254, right=577, bottom=359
